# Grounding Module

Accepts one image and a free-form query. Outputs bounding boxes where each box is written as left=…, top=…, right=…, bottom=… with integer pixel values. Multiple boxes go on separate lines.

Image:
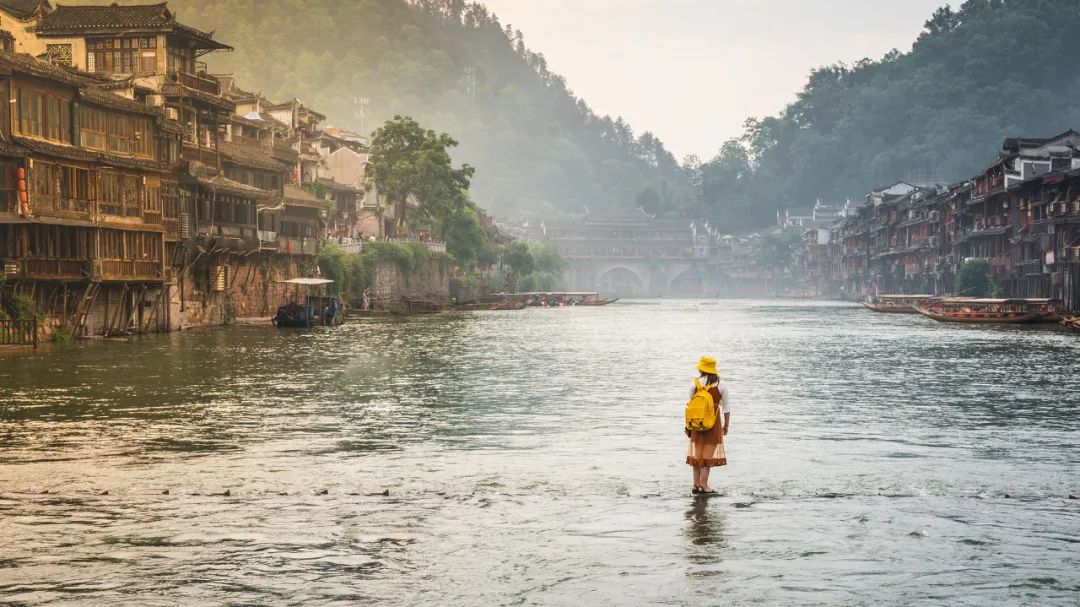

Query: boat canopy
left=275, top=278, right=335, bottom=285
left=941, top=298, right=1027, bottom=304
left=877, top=294, right=935, bottom=299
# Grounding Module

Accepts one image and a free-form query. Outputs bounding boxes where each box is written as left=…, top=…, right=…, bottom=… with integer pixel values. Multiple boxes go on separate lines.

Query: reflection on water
left=685, top=497, right=728, bottom=566
left=0, top=300, right=1078, bottom=605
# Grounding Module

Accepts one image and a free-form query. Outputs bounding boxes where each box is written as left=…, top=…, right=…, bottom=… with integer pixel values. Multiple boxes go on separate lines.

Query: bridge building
left=544, top=213, right=723, bottom=297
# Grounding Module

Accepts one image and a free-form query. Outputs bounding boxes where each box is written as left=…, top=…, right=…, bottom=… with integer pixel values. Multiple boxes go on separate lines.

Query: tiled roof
left=0, top=140, right=28, bottom=157
left=219, top=140, right=287, bottom=172
left=0, top=1, right=48, bottom=20
left=284, top=184, right=328, bottom=209
left=0, top=49, right=92, bottom=87
left=160, top=82, right=235, bottom=112
left=37, top=3, right=230, bottom=49
left=12, top=135, right=171, bottom=171
left=196, top=175, right=275, bottom=199
left=80, top=86, right=162, bottom=116
left=38, top=3, right=172, bottom=31
left=316, top=177, right=363, bottom=193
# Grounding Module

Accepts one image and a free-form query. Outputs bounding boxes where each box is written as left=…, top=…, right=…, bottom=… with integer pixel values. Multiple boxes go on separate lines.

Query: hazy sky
left=481, top=0, right=946, bottom=159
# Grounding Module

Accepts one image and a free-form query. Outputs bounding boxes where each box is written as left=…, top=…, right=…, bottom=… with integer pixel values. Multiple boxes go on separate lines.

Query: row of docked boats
left=863, top=294, right=1067, bottom=324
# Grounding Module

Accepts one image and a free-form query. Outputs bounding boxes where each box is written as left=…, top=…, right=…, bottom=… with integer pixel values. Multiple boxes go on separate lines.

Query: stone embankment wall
left=7, top=254, right=316, bottom=342
left=169, top=254, right=313, bottom=330
left=371, top=258, right=449, bottom=304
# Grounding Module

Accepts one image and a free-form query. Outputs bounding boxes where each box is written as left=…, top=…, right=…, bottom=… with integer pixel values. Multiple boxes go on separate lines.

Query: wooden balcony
left=169, top=70, right=221, bottom=96
left=96, top=259, right=164, bottom=282
left=2, top=258, right=86, bottom=281
left=181, top=144, right=220, bottom=168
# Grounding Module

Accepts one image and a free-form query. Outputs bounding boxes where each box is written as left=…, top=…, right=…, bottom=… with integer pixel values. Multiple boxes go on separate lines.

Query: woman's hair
left=700, top=372, right=718, bottom=385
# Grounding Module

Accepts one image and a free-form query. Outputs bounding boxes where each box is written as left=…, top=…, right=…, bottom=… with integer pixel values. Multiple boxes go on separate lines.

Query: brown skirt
left=686, top=423, right=726, bottom=467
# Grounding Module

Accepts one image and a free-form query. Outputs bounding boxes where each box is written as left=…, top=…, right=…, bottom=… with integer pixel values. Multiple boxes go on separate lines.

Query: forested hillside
left=690, top=0, right=1080, bottom=230
left=154, top=0, right=687, bottom=218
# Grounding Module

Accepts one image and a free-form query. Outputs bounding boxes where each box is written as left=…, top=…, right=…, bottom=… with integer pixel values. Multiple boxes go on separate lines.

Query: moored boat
left=576, top=297, right=619, bottom=306
left=862, top=294, right=938, bottom=313
left=915, top=298, right=1056, bottom=324
left=1061, top=316, right=1080, bottom=331
left=272, top=278, right=344, bottom=328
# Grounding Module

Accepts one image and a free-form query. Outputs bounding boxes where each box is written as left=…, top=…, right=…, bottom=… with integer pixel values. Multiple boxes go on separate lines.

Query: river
left=1, top=300, right=1078, bottom=605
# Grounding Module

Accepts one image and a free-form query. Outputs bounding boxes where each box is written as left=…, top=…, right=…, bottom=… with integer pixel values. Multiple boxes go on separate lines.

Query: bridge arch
left=668, top=268, right=705, bottom=297
left=595, top=265, right=646, bottom=298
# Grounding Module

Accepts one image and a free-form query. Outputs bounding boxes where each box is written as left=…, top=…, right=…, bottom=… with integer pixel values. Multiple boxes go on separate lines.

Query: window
left=143, top=183, right=161, bottom=214
left=0, top=161, right=18, bottom=213
left=162, top=183, right=180, bottom=219
left=79, top=106, right=154, bottom=158
left=121, top=173, right=141, bottom=217
left=79, top=106, right=107, bottom=150
left=16, top=88, right=44, bottom=137
left=45, top=44, right=73, bottom=67
left=99, top=172, right=122, bottom=216
left=88, top=37, right=157, bottom=74
left=59, top=166, right=92, bottom=212
left=45, top=96, right=70, bottom=143
left=29, top=161, right=59, bottom=210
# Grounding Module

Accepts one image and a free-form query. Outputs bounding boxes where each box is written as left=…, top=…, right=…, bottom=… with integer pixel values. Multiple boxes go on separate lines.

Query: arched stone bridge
left=564, top=258, right=722, bottom=298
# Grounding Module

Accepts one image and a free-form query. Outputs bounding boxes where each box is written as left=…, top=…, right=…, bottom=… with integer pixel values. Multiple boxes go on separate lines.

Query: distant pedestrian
left=684, top=356, right=731, bottom=495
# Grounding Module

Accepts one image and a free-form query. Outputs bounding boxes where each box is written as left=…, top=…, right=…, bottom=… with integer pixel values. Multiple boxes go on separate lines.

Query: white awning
left=275, top=278, right=334, bottom=285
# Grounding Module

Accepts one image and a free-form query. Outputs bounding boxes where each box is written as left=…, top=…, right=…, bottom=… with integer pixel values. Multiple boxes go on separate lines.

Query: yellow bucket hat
left=696, top=356, right=718, bottom=375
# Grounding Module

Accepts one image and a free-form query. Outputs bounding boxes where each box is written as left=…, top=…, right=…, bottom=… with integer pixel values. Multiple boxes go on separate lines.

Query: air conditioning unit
left=2, top=259, right=19, bottom=277
left=87, top=259, right=103, bottom=281
left=211, top=265, right=228, bottom=292
left=146, top=94, right=164, bottom=107
left=178, top=212, right=190, bottom=239
left=165, top=107, right=179, bottom=121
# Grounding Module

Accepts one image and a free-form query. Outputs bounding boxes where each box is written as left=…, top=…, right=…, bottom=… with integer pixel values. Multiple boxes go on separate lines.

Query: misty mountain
left=693, top=0, right=1080, bottom=229
left=159, top=0, right=687, bottom=218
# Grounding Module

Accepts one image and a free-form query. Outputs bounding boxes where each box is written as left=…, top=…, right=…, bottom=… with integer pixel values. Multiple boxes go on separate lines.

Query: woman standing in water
left=686, top=356, right=731, bottom=494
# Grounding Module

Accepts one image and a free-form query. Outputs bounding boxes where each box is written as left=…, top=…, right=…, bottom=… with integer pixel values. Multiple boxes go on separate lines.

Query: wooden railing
left=98, top=259, right=163, bottom=281
left=181, top=144, right=220, bottom=168
left=3, top=258, right=86, bottom=280
left=171, top=70, right=221, bottom=95
left=0, top=319, right=37, bottom=347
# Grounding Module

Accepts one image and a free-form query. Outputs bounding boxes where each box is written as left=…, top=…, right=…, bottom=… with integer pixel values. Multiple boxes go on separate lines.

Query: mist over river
left=1, top=300, right=1078, bottom=605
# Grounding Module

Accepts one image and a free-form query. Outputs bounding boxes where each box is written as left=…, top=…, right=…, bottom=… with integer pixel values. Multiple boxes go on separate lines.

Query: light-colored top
left=693, top=380, right=732, bottom=414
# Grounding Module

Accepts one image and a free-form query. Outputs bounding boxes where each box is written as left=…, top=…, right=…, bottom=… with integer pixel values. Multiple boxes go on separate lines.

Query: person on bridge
left=685, top=356, right=731, bottom=495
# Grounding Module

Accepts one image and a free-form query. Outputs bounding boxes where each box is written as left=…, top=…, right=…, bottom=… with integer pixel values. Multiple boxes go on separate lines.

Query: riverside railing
left=0, top=318, right=38, bottom=347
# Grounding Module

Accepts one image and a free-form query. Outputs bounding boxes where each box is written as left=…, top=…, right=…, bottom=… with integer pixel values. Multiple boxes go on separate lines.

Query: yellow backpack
left=684, top=379, right=717, bottom=432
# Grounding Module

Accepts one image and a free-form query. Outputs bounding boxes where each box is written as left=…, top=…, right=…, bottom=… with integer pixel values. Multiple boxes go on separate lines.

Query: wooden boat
left=398, top=297, right=445, bottom=314
left=861, top=294, right=937, bottom=314
left=915, top=298, right=1049, bottom=324
left=1061, top=316, right=1080, bottom=331
left=576, top=297, right=619, bottom=306
left=272, top=278, right=344, bottom=328
left=1022, top=298, right=1065, bottom=322
left=454, top=301, right=527, bottom=311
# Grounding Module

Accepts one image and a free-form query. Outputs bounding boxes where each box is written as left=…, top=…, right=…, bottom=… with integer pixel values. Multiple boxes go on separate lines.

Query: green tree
left=955, top=259, right=990, bottom=297
left=501, top=242, right=535, bottom=291
left=366, top=115, right=474, bottom=236
left=444, top=206, right=494, bottom=269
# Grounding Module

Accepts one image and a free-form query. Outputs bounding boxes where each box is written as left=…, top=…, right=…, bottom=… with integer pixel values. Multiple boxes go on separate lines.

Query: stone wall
left=371, top=258, right=449, bottom=304
left=169, top=253, right=314, bottom=330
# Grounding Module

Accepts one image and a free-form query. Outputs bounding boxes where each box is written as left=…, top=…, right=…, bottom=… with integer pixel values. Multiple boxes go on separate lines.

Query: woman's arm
left=723, top=412, right=730, bottom=435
